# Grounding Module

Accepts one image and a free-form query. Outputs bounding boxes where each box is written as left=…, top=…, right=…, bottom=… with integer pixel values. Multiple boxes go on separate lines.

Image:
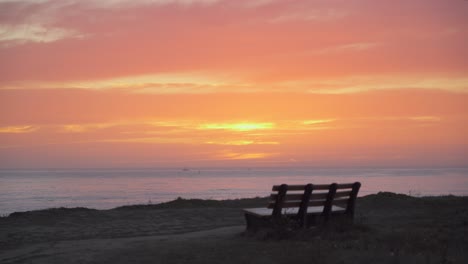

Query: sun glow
left=205, top=140, right=279, bottom=145
left=217, top=152, right=276, bottom=160
left=199, top=122, right=275, bottom=131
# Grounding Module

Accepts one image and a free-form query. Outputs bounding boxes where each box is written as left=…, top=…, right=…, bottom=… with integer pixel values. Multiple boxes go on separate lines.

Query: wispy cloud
left=302, top=119, right=335, bottom=125
left=0, top=24, right=84, bottom=45
left=242, top=0, right=274, bottom=8
left=312, top=42, right=380, bottom=55
left=409, top=116, right=441, bottom=122
left=0, top=125, right=38, bottom=133
left=0, top=0, right=221, bottom=7
left=269, top=9, right=347, bottom=23
left=0, top=73, right=252, bottom=93
left=88, top=0, right=221, bottom=8
left=305, top=76, right=468, bottom=94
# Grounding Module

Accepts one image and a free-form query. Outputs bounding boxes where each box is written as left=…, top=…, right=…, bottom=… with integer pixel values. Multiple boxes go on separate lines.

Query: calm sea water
left=1, top=167, right=467, bottom=216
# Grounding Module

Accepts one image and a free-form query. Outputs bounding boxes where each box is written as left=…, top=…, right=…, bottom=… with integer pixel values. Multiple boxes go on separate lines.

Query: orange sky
left=0, top=0, right=467, bottom=168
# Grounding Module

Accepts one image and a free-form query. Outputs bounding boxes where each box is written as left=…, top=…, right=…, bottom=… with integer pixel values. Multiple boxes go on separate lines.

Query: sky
left=0, top=0, right=467, bottom=168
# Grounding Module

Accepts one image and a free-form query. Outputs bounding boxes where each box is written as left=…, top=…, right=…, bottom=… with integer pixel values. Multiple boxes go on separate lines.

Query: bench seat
left=243, top=205, right=345, bottom=217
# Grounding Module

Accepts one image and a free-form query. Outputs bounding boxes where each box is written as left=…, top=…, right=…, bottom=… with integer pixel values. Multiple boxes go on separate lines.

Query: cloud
left=312, top=42, right=380, bottom=55
left=269, top=8, right=347, bottom=23
left=0, top=125, right=38, bottom=133
left=242, top=0, right=274, bottom=8
left=1, top=0, right=466, bottom=87
left=409, top=116, right=441, bottom=122
left=0, top=24, right=84, bottom=45
left=302, top=119, right=335, bottom=125
left=1, top=88, right=466, bottom=126
left=303, top=76, right=468, bottom=94
left=10, top=73, right=250, bottom=93
left=0, top=0, right=220, bottom=7
left=4, top=72, right=467, bottom=94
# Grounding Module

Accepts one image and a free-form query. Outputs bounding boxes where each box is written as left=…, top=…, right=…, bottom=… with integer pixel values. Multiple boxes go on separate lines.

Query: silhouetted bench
left=243, top=182, right=361, bottom=231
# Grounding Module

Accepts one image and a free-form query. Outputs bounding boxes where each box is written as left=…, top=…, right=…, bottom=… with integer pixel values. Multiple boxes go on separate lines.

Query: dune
left=1, top=193, right=467, bottom=264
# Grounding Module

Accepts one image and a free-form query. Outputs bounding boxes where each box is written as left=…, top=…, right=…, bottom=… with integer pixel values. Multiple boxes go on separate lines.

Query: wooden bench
left=243, top=182, right=361, bottom=231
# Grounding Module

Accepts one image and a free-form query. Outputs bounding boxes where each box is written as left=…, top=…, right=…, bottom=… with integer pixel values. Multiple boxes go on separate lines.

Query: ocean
left=1, top=167, right=467, bottom=216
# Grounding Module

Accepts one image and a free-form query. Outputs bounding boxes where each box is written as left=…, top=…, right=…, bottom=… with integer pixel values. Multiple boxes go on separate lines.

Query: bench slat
left=335, top=190, right=352, bottom=198
left=282, top=201, right=303, bottom=208
left=272, top=183, right=356, bottom=191
left=268, top=201, right=302, bottom=209
left=270, top=193, right=304, bottom=201
left=271, top=190, right=351, bottom=201
left=270, top=199, right=350, bottom=208
left=310, top=192, right=328, bottom=199
left=271, top=184, right=333, bottom=191
left=336, top=183, right=355, bottom=189
left=272, top=185, right=307, bottom=191
left=333, top=199, right=349, bottom=206
left=309, top=200, right=326, bottom=206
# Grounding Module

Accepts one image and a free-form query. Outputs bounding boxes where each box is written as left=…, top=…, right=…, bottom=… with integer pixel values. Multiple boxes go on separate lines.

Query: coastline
left=2, top=167, right=467, bottom=216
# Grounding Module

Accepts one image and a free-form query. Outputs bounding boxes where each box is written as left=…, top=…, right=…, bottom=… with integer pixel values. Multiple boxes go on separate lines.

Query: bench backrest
left=268, top=182, right=361, bottom=222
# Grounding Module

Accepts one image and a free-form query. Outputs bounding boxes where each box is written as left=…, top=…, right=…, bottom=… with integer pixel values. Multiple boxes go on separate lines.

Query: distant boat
left=182, top=167, right=190, bottom=171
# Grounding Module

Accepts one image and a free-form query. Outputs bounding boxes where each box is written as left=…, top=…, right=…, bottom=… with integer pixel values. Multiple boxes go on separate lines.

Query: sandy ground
left=0, top=226, right=245, bottom=264
left=0, top=207, right=246, bottom=248
left=1, top=193, right=468, bottom=264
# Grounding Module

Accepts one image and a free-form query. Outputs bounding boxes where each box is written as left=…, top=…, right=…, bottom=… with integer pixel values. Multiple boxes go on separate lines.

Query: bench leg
left=244, top=214, right=271, bottom=232
left=244, top=213, right=253, bottom=231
